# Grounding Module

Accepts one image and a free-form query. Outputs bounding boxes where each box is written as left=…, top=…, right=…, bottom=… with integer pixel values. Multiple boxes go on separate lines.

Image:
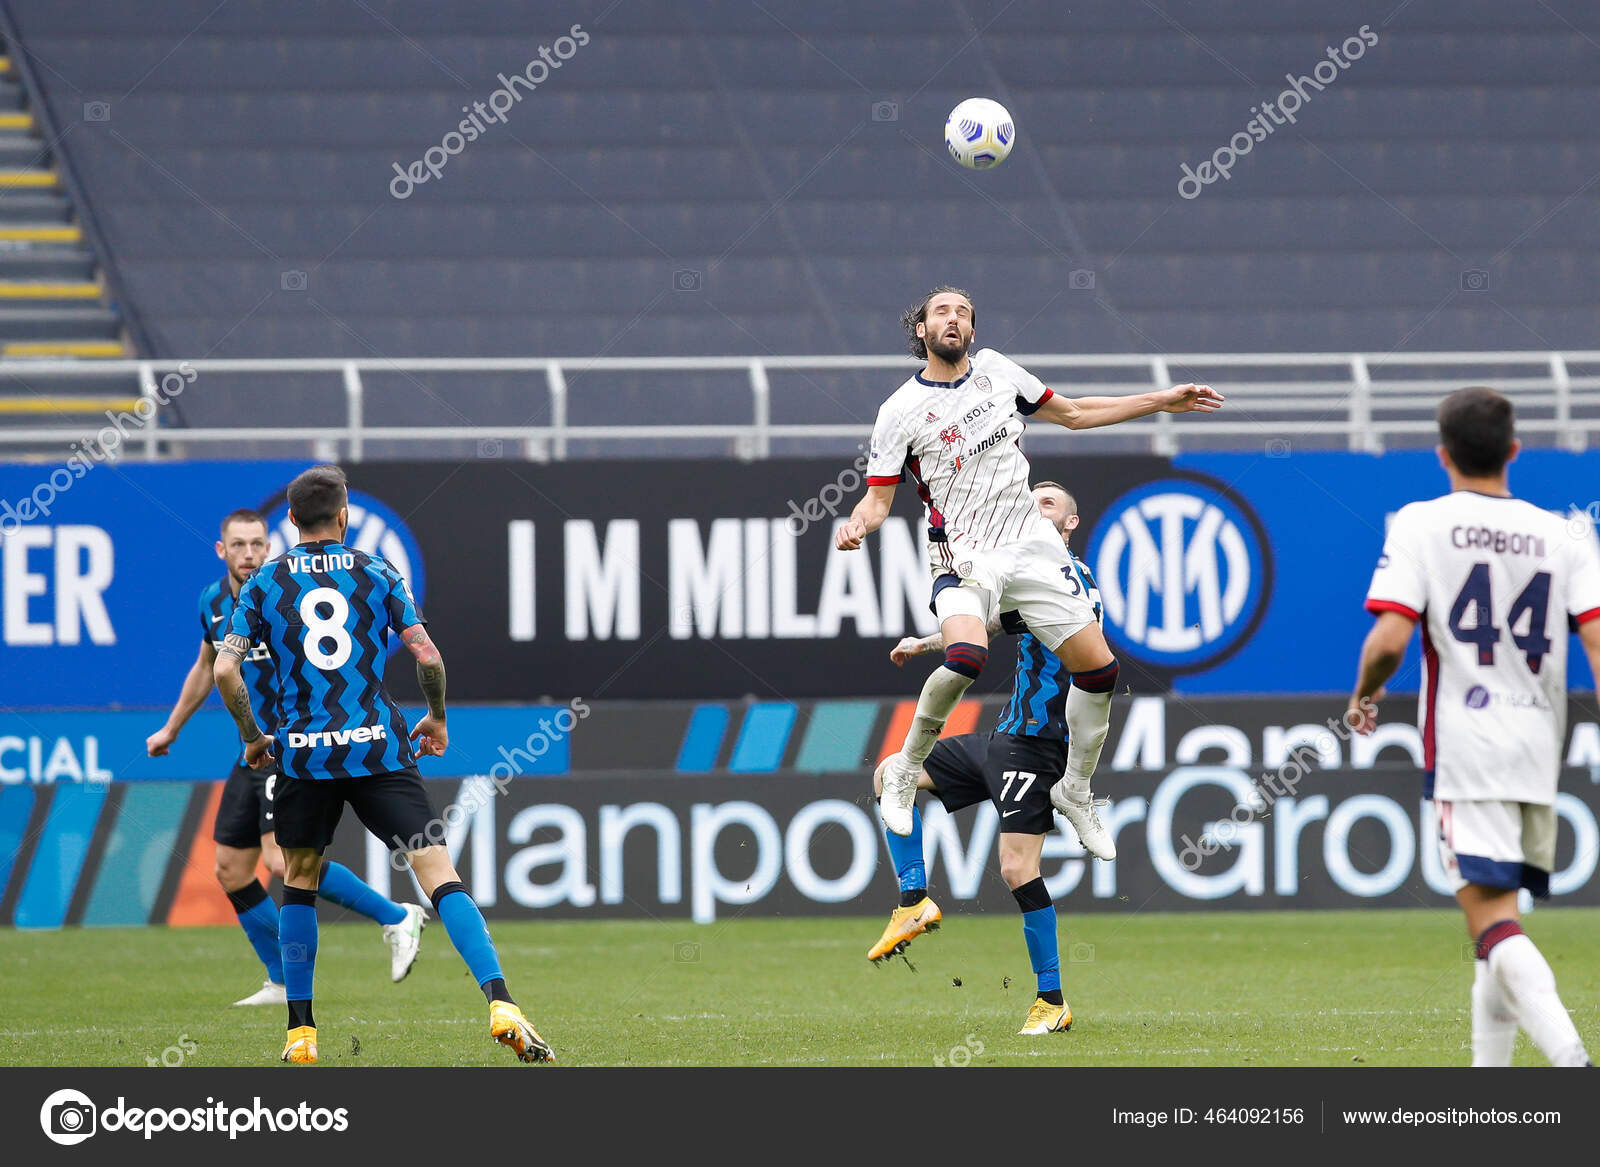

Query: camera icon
left=1068, top=269, right=1096, bottom=291
left=871, top=100, right=899, bottom=122
left=476, top=437, right=504, bottom=459
left=672, top=269, right=702, bottom=292
left=282, top=941, right=309, bottom=962
left=1265, top=438, right=1291, bottom=458
left=1461, top=942, right=1481, bottom=963
left=674, top=941, right=701, bottom=963
left=1460, top=269, right=1489, bottom=292
left=280, top=270, right=308, bottom=292
left=1068, top=941, right=1096, bottom=963
left=83, top=101, right=111, bottom=123
left=41, top=1090, right=97, bottom=1145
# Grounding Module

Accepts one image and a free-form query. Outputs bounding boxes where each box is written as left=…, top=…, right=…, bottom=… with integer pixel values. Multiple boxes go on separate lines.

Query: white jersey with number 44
left=1365, top=491, right=1600, bottom=805
left=865, top=348, right=1059, bottom=569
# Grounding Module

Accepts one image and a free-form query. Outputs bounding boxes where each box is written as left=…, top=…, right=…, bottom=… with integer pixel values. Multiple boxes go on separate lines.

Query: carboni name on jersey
left=285, top=723, right=389, bottom=749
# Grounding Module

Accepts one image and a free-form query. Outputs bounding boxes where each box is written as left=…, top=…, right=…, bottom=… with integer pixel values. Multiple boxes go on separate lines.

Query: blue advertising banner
left=1148, top=450, right=1600, bottom=695
left=0, top=706, right=571, bottom=783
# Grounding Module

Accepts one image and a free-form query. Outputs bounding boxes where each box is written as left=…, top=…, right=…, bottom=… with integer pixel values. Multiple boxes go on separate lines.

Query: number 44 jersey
left=1366, top=491, right=1600, bottom=804
left=229, top=539, right=425, bottom=780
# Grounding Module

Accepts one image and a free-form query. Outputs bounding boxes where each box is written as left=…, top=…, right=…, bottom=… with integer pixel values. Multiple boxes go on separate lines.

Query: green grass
left=2, top=908, right=1597, bottom=1067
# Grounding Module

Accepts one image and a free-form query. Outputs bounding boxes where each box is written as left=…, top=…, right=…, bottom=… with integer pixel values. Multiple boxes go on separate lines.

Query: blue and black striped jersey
left=994, top=552, right=1103, bottom=740
left=228, top=539, right=425, bottom=781
left=199, top=577, right=277, bottom=765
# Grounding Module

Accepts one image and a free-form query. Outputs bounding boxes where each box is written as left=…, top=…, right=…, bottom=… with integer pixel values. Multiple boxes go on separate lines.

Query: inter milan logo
left=1088, top=476, right=1271, bottom=672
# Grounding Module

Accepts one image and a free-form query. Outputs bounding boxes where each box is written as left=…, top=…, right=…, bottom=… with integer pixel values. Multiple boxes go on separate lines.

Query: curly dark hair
left=900, top=286, right=974, bottom=360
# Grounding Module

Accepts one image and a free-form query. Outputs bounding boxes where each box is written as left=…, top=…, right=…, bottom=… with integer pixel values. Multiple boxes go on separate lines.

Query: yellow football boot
left=490, top=1000, right=554, bottom=1063
left=280, top=1025, right=318, bottom=1064
left=1018, top=997, right=1072, bottom=1035
left=867, top=895, right=942, bottom=963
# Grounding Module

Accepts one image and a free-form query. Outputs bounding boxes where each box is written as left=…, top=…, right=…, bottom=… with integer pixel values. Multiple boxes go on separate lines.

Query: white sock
left=1470, top=959, right=1517, bottom=1066
left=899, top=666, right=974, bottom=769
left=1488, top=932, right=1589, bottom=1067
left=1062, top=684, right=1113, bottom=797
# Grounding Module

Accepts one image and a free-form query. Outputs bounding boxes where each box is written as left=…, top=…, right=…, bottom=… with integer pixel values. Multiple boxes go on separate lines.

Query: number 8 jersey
left=229, top=539, right=425, bottom=781
left=1365, top=491, right=1600, bottom=804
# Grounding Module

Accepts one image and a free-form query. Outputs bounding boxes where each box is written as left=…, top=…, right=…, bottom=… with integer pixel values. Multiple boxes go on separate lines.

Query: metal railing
left=2, top=351, right=1598, bottom=461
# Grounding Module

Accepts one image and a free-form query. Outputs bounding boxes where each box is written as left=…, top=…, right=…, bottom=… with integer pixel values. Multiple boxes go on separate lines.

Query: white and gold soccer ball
left=944, top=97, right=1015, bottom=170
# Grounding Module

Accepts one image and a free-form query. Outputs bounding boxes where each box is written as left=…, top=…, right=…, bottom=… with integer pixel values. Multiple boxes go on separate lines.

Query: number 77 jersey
left=229, top=539, right=425, bottom=780
left=1365, top=491, right=1600, bottom=804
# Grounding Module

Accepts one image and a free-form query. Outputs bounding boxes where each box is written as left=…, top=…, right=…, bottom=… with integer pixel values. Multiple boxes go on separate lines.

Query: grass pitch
left=3, top=908, right=1597, bottom=1067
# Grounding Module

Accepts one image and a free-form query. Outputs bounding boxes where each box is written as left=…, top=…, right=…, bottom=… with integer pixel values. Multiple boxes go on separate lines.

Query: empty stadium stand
left=1, top=0, right=1595, bottom=453
left=0, top=24, right=139, bottom=450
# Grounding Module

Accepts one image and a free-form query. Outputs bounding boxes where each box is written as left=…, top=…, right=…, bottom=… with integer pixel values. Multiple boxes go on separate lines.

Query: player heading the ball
left=835, top=286, right=1223, bottom=853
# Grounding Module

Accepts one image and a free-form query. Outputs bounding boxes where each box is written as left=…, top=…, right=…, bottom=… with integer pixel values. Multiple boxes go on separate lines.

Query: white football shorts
left=1434, top=798, right=1556, bottom=897
left=932, top=535, right=1097, bottom=651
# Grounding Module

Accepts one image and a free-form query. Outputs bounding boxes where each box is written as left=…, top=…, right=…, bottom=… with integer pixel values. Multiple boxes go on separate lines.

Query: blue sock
left=884, top=805, right=926, bottom=902
left=317, top=860, right=407, bottom=926
left=1013, top=878, right=1061, bottom=995
left=279, top=901, right=319, bottom=1006
left=225, top=881, right=282, bottom=984
left=433, top=884, right=504, bottom=989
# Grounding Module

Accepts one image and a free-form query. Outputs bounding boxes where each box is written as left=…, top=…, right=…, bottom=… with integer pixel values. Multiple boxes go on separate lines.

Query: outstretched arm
left=890, top=613, right=1004, bottom=666
left=403, top=623, right=449, bottom=756
left=1346, top=610, right=1417, bottom=733
left=148, top=641, right=218, bottom=756
left=214, top=634, right=272, bottom=769
left=1033, top=383, right=1224, bottom=431
left=835, top=483, right=896, bottom=550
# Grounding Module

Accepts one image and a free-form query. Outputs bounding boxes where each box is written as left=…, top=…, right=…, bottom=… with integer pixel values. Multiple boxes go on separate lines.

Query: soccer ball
left=944, top=98, right=1015, bottom=170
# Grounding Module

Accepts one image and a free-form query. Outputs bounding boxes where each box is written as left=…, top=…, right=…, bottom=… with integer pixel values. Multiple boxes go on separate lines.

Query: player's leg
left=867, top=740, right=977, bottom=964
left=213, top=764, right=284, bottom=1005
left=999, top=834, right=1068, bottom=1034
left=1051, top=620, right=1118, bottom=798
left=989, top=735, right=1071, bottom=1035
left=277, top=844, right=324, bottom=1064
left=354, top=768, right=552, bottom=1062
left=874, top=756, right=937, bottom=906
left=270, top=774, right=346, bottom=1065
left=263, top=771, right=424, bottom=980
left=1005, top=554, right=1118, bottom=858
left=1445, top=800, right=1588, bottom=1067
left=879, top=576, right=990, bottom=835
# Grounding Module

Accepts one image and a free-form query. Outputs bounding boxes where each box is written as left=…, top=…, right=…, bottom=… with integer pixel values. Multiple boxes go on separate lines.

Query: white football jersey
left=866, top=348, right=1059, bottom=570
left=1365, top=491, right=1600, bottom=804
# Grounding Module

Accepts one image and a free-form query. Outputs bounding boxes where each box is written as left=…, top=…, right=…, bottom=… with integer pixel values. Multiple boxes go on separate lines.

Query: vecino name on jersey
left=287, top=551, right=357, bottom=573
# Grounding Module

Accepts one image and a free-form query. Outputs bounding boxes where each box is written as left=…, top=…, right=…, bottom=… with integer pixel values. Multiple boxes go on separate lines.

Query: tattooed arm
left=213, top=633, right=273, bottom=769
left=401, top=623, right=448, bottom=757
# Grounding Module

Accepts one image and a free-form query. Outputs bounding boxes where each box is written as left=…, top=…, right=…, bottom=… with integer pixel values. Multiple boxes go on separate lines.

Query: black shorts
left=212, top=762, right=277, bottom=848
left=924, top=732, right=1067, bottom=835
left=272, top=767, right=439, bottom=854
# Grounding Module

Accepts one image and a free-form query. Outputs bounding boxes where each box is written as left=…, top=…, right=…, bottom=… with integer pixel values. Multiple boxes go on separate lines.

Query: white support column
left=1150, top=357, right=1176, bottom=456
left=1550, top=352, right=1581, bottom=452
left=748, top=358, right=771, bottom=461
left=343, top=361, right=365, bottom=462
left=545, top=362, right=567, bottom=461
left=1349, top=356, right=1376, bottom=453
left=137, top=361, right=160, bottom=460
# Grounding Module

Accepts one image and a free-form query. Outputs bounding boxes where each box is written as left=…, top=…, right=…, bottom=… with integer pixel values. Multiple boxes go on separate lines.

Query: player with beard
left=836, top=287, right=1223, bottom=860
left=147, top=509, right=426, bottom=1007
left=867, top=481, right=1103, bottom=1036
